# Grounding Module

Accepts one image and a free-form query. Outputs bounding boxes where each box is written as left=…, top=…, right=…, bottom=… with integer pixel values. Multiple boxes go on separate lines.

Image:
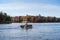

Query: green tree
left=0, top=11, right=11, bottom=23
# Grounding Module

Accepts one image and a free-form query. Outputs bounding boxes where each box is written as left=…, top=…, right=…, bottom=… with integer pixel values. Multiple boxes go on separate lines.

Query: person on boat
left=24, top=22, right=28, bottom=29
left=25, top=22, right=27, bottom=26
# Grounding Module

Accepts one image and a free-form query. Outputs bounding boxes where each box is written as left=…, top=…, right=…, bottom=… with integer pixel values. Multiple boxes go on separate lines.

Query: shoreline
left=0, top=22, right=60, bottom=24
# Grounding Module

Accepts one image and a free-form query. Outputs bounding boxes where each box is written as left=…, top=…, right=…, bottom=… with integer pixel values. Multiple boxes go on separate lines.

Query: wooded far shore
left=0, top=11, right=60, bottom=24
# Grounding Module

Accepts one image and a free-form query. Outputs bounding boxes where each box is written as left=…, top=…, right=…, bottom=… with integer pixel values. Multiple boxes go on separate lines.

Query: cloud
left=0, top=2, right=60, bottom=17
left=0, top=3, right=60, bottom=10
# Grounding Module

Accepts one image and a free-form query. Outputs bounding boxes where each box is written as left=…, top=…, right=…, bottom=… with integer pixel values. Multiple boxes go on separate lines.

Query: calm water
left=0, top=23, right=60, bottom=40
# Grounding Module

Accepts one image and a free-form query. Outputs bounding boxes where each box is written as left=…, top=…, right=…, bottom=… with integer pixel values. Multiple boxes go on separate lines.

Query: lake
left=0, top=23, right=60, bottom=40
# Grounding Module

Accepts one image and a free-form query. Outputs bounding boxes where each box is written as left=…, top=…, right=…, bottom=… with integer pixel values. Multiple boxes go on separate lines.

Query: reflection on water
left=0, top=23, right=60, bottom=40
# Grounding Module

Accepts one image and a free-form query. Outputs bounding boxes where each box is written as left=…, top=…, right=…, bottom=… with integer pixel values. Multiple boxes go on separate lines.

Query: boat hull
left=20, top=25, right=32, bottom=29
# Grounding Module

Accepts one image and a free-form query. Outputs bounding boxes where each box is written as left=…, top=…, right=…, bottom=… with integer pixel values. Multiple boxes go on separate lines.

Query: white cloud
left=0, top=3, right=60, bottom=10
left=0, top=3, right=60, bottom=17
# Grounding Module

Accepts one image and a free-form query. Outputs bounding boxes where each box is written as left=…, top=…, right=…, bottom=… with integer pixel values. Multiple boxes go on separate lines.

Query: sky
left=0, top=0, right=60, bottom=17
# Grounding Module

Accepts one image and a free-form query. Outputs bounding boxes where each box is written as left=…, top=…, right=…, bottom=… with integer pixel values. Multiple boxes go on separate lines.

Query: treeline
left=0, top=11, right=60, bottom=23
left=12, top=15, right=60, bottom=23
left=0, top=11, right=11, bottom=23
left=23, top=15, right=60, bottom=23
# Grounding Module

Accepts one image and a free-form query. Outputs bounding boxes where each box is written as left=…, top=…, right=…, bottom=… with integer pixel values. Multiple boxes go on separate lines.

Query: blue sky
left=0, top=0, right=60, bottom=17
